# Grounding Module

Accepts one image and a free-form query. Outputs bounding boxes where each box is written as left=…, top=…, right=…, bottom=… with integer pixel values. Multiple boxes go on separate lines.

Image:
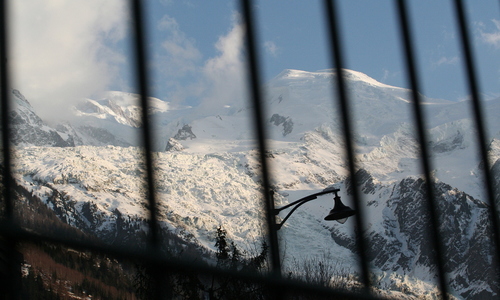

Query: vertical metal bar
left=130, top=0, right=160, bottom=248
left=0, top=1, right=21, bottom=299
left=394, top=1, right=449, bottom=299
left=323, top=0, right=371, bottom=292
left=240, top=0, right=282, bottom=278
left=0, top=0, right=13, bottom=221
left=452, top=0, right=500, bottom=281
left=130, top=0, right=164, bottom=299
left=129, top=1, right=163, bottom=298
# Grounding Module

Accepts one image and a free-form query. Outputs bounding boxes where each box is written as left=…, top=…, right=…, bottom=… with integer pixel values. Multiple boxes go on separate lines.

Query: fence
left=1, top=0, right=499, bottom=299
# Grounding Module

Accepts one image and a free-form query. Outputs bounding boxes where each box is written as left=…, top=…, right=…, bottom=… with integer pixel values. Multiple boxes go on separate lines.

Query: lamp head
left=324, top=193, right=356, bottom=223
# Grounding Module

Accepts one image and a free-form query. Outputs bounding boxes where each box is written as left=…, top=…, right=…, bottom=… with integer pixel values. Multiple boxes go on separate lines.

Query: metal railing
left=1, top=0, right=499, bottom=299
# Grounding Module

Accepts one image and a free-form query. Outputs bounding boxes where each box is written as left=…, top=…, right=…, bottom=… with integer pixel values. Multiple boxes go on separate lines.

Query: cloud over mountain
left=10, top=0, right=128, bottom=121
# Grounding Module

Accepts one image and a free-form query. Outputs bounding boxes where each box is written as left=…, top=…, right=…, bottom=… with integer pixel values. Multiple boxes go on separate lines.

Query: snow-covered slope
left=8, top=69, right=500, bottom=298
left=8, top=89, right=75, bottom=147
left=69, top=91, right=188, bottom=148
left=74, top=91, right=172, bottom=128
left=7, top=89, right=193, bottom=149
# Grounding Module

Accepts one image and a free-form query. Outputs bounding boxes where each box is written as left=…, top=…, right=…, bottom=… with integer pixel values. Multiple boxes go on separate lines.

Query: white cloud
left=204, top=21, right=244, bottom=80
left=157, top=15, right=202, bottom=77
left=435, top=56, right=459, bottom=66
left=196, top=15, right=248, bottom=116
left=381, top=69, right=390, bottom=82
left=264, top=41, right=278, bottom=57
left=10, top=0, right=128, bottom=120
left=479, top=19, right=500, bottom=48
left=10, top=2, right=248, bottom=121
left=380, top=68, right=401, bottom=83
left=151, top=12, right=248, bottom=116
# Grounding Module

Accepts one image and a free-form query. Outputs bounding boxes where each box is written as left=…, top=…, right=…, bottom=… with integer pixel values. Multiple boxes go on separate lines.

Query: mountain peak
left=339, top=69, right=401, bottom=90
left=95, top=91, right=171, bottom=113
left=11, top=89, right=34, bottom=110
left=274, top=69, right=332, bottom=81
left=273, top=68, right=402, bottom=91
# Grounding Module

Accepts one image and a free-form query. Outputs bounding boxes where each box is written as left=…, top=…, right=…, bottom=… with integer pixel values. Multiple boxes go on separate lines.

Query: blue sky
left=9, top=1, right=500, bottom=118
left=144, top=0, right=500, bottom=106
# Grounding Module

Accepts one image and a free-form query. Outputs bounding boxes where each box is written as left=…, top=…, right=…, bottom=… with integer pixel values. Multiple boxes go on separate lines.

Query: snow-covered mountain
left=7, top=69, right=500, bottom=298
left=8, top=89, right=75, bottom=147
left=7, top=89, right=191, bottom=148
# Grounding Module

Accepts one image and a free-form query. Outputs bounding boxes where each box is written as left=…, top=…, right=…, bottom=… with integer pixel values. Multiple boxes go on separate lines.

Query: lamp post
left=273, top=188, right=355, bottom=230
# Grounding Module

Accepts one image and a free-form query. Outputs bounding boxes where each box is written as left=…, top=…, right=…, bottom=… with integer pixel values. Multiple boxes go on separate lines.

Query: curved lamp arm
left=273, top=189, right=342, bottom=230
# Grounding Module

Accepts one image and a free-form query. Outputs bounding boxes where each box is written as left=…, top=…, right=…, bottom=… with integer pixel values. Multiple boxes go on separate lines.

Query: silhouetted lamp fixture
left=273, top=188, right=355, bottom=230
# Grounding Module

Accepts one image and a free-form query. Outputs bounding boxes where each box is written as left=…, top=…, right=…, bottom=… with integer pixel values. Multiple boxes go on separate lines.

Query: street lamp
left=273, top=188, right=355, bottom=230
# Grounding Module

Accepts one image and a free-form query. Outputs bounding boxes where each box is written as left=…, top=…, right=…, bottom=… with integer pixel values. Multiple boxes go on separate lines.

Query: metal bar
left=274, top=189, right=338, bottom=212
left=129, top=0, right=160, bottom=249
left=452, top=0, right=500, bottom=281
left=323, top=0, right=371, bottom=292
left=129, top=1, right=163, bottom=298
left=276, top=197, right=318, bottom=230
left=0, top=0, right=13, bottom=221
left=394, top=1, right=449, bottom=298
left=0, top=1, right=21, bottom=299
left=239, top=0, right=282, bottom=279
left=275, top=196, right=317, bottom=213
